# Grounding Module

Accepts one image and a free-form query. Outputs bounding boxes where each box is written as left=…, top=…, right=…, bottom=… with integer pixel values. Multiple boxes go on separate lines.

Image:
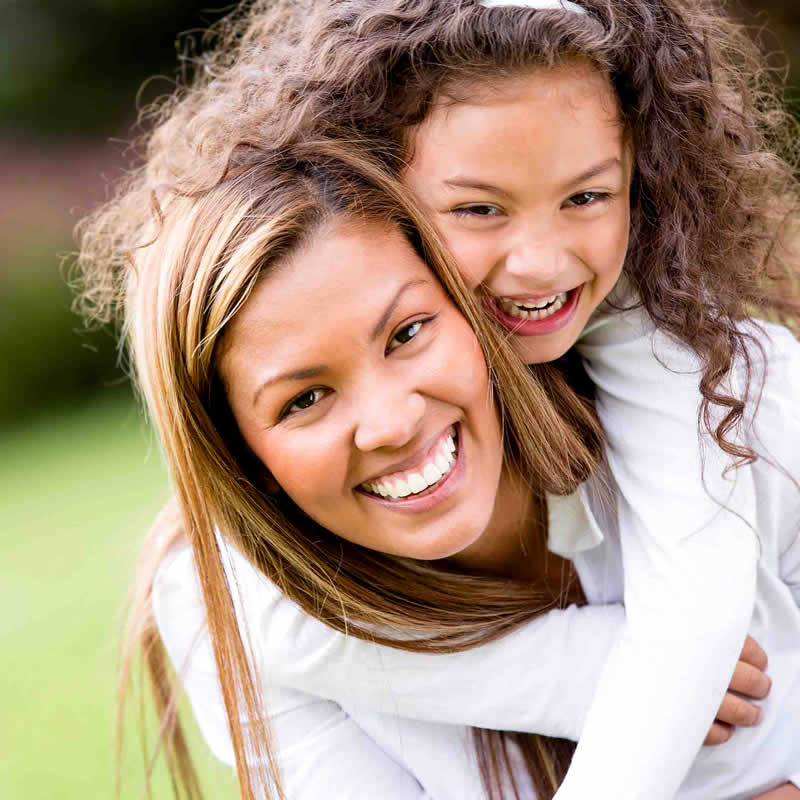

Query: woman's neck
left=443, top=464, right=560, bottom=583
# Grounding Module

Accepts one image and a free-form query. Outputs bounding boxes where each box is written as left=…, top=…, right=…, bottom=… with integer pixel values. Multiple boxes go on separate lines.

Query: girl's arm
left=211, top=518, right=765, bottom=746
left=154, top=534, right=772, bottom=799
left=560, top=309, right=762, bottom=799
left=222, top=537, right=625, bottom=743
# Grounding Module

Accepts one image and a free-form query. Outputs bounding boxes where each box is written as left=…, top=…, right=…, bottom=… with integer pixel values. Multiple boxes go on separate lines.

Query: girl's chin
left=512, top=333, right=576, bottom=365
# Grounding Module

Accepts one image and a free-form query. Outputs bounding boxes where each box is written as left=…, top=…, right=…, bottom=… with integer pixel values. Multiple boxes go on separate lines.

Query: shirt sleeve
left=152, top=544, right=438, bottom=800
left=556, top=310, right=760, bottom=799
left=229, top=545, right=625, bottom=742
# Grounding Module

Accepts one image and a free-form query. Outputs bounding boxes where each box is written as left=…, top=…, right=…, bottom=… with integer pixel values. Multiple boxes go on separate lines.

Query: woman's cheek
left=441, top=317, right=491, bottom=402
left=255, top=430, right=330, bottom=501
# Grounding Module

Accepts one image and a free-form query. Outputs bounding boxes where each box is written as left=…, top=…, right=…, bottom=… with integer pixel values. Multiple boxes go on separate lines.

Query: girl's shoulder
left=578, top=275, right=795, bottom=379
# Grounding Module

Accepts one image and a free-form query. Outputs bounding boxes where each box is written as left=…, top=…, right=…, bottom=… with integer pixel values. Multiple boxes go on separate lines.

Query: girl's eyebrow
left=442, top=157, right=622, bottom=196
left=251, top=278, right=430, bottom=408
left=442, top=178, right=513, bottom=200
left=563, top=157, right=622, bottom=189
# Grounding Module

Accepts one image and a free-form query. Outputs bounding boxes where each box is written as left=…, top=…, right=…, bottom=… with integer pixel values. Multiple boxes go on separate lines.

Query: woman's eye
left=564, top=191, right=610, bottom=208
left=282, top=388, right=328, bottom=418
left=451, top=204, right=503, bottom=219
left=387, top=318, right=431, bottom=353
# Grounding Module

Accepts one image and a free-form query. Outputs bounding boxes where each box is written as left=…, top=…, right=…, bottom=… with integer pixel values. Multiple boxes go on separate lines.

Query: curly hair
left=84, top=0, right=800, bottom=463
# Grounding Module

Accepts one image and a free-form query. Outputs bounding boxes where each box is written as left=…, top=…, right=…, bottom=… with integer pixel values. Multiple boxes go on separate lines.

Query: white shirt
left=154, top=310, right=800, bottom=798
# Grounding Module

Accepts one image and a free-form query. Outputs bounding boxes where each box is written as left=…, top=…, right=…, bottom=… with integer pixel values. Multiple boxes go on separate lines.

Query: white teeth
left=407, top=473, right=426, bottom=493
left=363, top=427, right=459, bottom=500
left=500, top=292, right=568, bottom=320
left=423, top=463, right=442, bottom=484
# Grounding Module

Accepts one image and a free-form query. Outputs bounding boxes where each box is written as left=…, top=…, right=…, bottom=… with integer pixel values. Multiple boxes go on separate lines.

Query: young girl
left=109, top=0, right=800, bottom=796
left=77, top=136, right=799, bottom=800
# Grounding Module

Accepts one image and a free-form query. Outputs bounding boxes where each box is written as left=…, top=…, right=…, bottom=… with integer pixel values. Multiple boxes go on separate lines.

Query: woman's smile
left=358, top=423, right=463, bottom=513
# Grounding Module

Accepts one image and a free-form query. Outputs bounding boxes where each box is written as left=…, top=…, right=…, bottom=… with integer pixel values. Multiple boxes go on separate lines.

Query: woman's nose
left=353, top=384, right=426, bottom=452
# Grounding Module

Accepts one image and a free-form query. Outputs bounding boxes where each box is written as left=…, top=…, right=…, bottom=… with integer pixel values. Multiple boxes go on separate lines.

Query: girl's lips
left=357, top=424, right=465, bottom=515
left=488, top=285, right=584, bottom=336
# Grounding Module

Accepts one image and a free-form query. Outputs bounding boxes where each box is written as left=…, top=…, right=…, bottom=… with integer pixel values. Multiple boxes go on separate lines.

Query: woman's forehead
left=218, top=220, right=439, bottom=384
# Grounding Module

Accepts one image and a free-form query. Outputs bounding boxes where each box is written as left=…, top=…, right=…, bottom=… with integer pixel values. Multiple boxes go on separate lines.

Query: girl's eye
left=282, top=388, right=328, bottom=419
left=451, top=204, right=504, bottom=219
left=387, top=318, right=432, bottom=353
left=564, top=191, right=610, bottom=208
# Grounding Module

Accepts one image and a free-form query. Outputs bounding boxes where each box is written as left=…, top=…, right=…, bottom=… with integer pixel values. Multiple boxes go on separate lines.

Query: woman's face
left=405, top=60, right=633, bottom=364
left=220, top=219, right=516, bottom=563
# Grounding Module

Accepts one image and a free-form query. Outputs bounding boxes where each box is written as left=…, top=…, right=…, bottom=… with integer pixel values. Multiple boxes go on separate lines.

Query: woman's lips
left=488, top=285, right=584, bottom=336
left=357, top=424, right=465, bottom=514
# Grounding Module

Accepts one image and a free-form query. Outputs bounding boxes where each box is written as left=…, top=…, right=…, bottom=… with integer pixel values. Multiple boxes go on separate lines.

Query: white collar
left=547, top=483, right=606, bottom=556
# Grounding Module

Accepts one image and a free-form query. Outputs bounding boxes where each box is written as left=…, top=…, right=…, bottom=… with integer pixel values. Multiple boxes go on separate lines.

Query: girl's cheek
left=592, top=213, right=630, bottom=278
left=435, top=225, right=493, bottom=290
left=449, top=240, right=493, bottom=290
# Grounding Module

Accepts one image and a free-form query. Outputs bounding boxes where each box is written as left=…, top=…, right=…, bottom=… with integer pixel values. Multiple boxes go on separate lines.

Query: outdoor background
left=1, top=1, right=798, bottom=798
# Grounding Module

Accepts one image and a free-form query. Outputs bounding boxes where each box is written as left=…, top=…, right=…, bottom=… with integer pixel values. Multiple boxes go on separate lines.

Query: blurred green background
left=1, top=1, right=797, bottom=798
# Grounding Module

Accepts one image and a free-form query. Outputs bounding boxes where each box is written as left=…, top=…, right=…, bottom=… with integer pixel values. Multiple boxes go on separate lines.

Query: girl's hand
left=705, top=635, right=771, bottom=746
left=752, top=785, right=800, bottom=800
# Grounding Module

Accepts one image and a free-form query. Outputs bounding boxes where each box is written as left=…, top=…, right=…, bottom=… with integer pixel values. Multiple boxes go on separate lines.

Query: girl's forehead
left=433, top=60, right=620, bottom=123
left=408, top=62, right=627, bottom=184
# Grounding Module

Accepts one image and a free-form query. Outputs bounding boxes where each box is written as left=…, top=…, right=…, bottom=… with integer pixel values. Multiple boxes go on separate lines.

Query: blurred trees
left=1, top=0, right=227, bottom=425
left=0, top=0, right=798, bottom=426
left=1, top=0, right=229, bottom=134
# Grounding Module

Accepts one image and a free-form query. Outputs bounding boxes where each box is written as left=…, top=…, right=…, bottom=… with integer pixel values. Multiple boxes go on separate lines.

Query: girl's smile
left=487, top=284, right=584, bottom=336
left=219, top=219, right=529, bottom=564
left=405, top=60, right=633, bottom=364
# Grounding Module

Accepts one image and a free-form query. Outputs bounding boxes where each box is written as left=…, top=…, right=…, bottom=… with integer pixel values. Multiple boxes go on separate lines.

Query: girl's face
left=405, top=61, right=633, bottom=364
left=220, top=219, right=518, bottom=564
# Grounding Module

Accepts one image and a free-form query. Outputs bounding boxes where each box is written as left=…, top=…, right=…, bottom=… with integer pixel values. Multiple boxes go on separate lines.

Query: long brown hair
left=75, top=137, right=602, bottom=798
left=147, top=0, right=800, bottom=463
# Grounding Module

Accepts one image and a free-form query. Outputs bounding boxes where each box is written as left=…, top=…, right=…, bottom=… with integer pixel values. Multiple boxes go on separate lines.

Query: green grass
left=0, top=394, right=238, bottom=799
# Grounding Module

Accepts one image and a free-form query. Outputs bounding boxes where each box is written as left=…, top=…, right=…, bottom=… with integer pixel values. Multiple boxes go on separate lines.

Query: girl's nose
left=353, top=387, right=426, bottom=452
left=504, top=230, right=563, bottom=285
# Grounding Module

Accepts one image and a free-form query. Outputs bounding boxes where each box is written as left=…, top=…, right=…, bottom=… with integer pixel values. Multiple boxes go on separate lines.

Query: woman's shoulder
left=152, top=532, right=290, bottom=628
left=152, top=532, right=355, bottom=684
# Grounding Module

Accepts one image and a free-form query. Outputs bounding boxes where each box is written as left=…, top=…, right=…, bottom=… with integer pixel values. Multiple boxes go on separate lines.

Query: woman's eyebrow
left=253, top=365, right=327, bottom=408
left=252, top=278, right=430, bottom=408
left=369, top=278, right=429, bottom=342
